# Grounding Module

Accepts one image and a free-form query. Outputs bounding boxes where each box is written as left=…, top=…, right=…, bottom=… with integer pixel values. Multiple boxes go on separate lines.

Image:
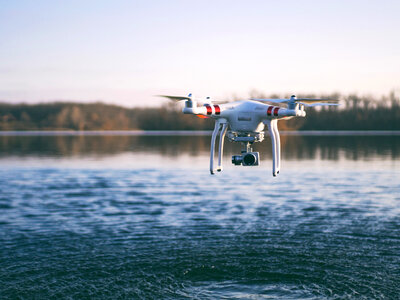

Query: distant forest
left=1, top=92, right=399, bottom=131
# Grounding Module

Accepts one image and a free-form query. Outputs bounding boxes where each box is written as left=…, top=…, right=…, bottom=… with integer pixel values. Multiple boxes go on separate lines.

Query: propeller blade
left=251, top=98, right=291, bottom=103
left=295, top=98, right=339, bottom=104
left=157, top=95, right=192, bottom=101
left=158, top=94, right=228, bottom=105
left=299, top=102, right=339, bottom=107
left=252, top=98, right=339, bottom=105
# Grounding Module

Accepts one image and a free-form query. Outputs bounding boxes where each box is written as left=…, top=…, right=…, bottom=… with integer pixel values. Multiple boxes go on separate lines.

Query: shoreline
left=1, top=130, right=400, bottom=136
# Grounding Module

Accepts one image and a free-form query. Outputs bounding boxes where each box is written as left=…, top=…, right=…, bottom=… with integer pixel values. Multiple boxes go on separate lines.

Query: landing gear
left=265, top=119, right=281, bottom=176
left=210, top=121, right=281, bottom=176
left=210, top=119, right=228, bottom=174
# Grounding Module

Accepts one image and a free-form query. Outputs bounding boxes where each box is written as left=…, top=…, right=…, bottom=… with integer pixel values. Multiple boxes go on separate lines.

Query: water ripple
left=0, top=167, right=399, bottom=299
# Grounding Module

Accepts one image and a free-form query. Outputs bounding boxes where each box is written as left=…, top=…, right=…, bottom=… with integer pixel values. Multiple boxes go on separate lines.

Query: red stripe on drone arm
left=273, top=107, right=280, bottom=116
left=205, top=105, right=212, bottom=115
left=213, top=105, right=220, bottom=115
left=267, top=106, right=273, bottom=116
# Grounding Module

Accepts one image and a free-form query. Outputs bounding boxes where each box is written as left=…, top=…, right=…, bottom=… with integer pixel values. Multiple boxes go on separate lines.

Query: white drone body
left=160, top=94, right=338, bottom=176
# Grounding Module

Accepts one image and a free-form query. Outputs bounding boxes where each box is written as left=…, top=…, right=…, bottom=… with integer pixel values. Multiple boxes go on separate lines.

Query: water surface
left=0, top=134, right=399, bottom=299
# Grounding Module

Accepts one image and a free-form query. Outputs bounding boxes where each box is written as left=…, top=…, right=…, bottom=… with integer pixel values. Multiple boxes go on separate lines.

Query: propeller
left=157, top=94, right=226, bottom=105
left=157, top=93, right=211, bottom=119
left=299, top=102, right=339, bottom=107
left=251, top=95, right=339, bottom=107
left=251, top=98, right=291, bottom=103
left=158, top=94, right=193, bottom=102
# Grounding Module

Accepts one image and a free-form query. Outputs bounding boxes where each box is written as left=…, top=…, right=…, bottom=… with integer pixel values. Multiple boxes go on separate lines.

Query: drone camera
left=243, top=152, right=258, bottom=166
left=231, top=152, right=260, bottom=166
left=232, top=155, right=243, bottom=165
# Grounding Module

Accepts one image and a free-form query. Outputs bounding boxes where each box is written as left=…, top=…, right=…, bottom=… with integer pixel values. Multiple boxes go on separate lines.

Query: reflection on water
left=1, top=134, right=400, bottom=161
left=0, top=133, right=399, bottom=299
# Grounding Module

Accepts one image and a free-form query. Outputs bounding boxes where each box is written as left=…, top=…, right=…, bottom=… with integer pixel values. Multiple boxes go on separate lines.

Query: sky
left=0, top=0, right=399, bottom=107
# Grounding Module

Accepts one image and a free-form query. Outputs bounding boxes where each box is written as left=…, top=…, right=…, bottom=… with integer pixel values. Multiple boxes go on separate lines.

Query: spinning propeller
left=158, top=93, right=212, bottom=118
left=158, top=94, right=193, bottom=102
left=158, top=93, right=226, bottom=105
left=251, top=95, right=339, bottom=107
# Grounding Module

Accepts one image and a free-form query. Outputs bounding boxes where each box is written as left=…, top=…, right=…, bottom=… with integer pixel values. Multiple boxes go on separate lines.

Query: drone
left=160, top=94, right=338, bottom=176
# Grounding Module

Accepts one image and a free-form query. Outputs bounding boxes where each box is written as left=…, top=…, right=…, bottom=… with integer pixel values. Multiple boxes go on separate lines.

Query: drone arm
left=183, top=105, right=207, bottom=115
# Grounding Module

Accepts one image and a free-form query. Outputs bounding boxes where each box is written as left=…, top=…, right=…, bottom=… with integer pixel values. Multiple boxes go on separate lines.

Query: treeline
left=0, top=102, right=213, bottom=131
left=296, top=92, right=400, bottom=130
left=0, top=92, right=399, bottom=130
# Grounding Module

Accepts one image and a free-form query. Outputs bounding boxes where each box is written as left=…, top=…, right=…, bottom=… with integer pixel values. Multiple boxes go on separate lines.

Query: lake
left=0, top=132, right=399, bottom=299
